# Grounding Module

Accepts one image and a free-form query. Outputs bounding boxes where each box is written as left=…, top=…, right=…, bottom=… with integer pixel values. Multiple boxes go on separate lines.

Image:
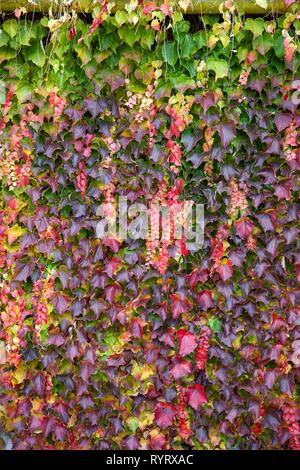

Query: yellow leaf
left=139, top=411, right=154, bottom=430
left=233, top=334, right=242, bottom=350
left=13, top=365, right=27, bottom=384
left=23, top=149, right=33, bottom=157
left=208, top=35, right=218, bottom=49
left=31, top=398, right=43, bottom=413
left=220, top=33, right=229, bottom=48
left=131, top=361, right=155, bottom=381
left=6, top=224, right=27, bottom=245
left=94, top=51, right=110, bottom=64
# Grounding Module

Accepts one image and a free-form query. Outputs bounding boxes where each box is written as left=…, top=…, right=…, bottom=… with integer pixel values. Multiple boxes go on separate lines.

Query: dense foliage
left=0, top=0, right=299, bottom=450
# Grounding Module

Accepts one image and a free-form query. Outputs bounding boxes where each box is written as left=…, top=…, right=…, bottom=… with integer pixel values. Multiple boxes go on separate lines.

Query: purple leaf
left=217, top=121, right=236, bottom=148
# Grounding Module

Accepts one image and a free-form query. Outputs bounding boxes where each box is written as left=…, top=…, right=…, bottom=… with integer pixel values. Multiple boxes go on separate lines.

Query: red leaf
left=216, top=259, right=233, bottom=281
left=188, top=267, right=209, bottom=288
left=150, top=434, right=167, bottom=450
left=177, top=329, right=197, bottom=356
left=160, top=328, right=175, bottom=347
left=130, top=318, right=144, bottom=339
left=154, top=403, right=176, bottom=428
left=103, top=257, right=122, bottom=277
left=174, top=178, right=184, bottom=194
left=186, top=385, right=208, bottom=410
left=171, top=294, right=192, bottom=319
left=196, top=290, right=214, bottom=311
left=170, top=361, right=192, bottom=380
left=143, top=2, right=157, bottom=15
left=103, top=237, right=120, bottom=253
left=157, top=301, right=168, bottom=321
left=234, top=217, right=255, bottom=240
left=295, top=263, right=300, bottom=282
left=274, top=180, right=291, bottom=201
left=104, top=283, right=121, bottom=303
left=160, top=3, right=171, bottom=15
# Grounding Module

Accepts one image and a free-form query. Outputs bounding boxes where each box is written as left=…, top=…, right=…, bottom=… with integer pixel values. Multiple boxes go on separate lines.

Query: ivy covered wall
left=0, top=0, right=299, bottom=450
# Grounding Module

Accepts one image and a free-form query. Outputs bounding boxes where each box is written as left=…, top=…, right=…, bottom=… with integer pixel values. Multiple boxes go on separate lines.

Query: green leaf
left=101, top=33, right=119, bottom=52
left=174, top=20, right=190, bottom=34
left=31, top=22, right=47, bottom=40
left=244, top=18, right=265, bottom=38
left=25, top=40, right=46, bottom=67
left=141, top=28, right=155, bottom=50
left=127, top=417, right=139, bottom=433
left=208, top=317, right=222, bottom=333
left=15, top=86, right=32, bottom=104
left=162, top=42, right=178, bottom=66
left=181, top=34, right=196, bottom=59
left=75, top=45, right=92, bottom=65
left=274, top=31, right=284, bottom=58
left=194, top=31, right=207, bottom=49
left=0, top=30, right=9, bottom=47
left=253, top=33, right=274, bottom=56
left=172, top=74, right=195, bottom=92
left=3, top=19, right=18, bottom=39
left=115, top=10, right=128, bottom=27
left=18, top=28, right=33, bottom=46
left=0, top=47, right=16, bottom=63
left=207, top=57, right=229, bottom=81
left=183, top=59, right=197, bottom=77
left=118, top=28, right=139, bottom=48
left=237, top=46, right=248, bottom=63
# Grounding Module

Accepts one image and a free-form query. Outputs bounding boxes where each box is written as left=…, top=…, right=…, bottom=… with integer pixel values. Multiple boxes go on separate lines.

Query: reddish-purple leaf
left=216, top=259, right=233, bottom=281
left=33, top=373, right=45, bottom=397
left=217, top=121, right=236, bottom=148
left=103, top=257, right=122, bottom=277
left=160, top=328, right=175, bottom=347
left=90, top=299, right=106, bottom=318
left=170, top=360, right=192, bottom=380
left=257, top=210, right=277, bottom=232
left=274, top=112, right=292, bottom=132
left=104, top=283, right=121, bottom=303
left=177, top=329, right=197, bottom=356
left=154, top=403, right=176, bottom=428
left=103, top=237, right=120, bottom=253
left=171, top=294, right=192, bottom=319
left=234, top=218, right=255, bottom=239
left=274, top=180, right=291, bottom=201
left=196, top=290, right=214, bottom=311
left=198, top=91, right=216, bottom=113
left=186, top=385, right=208, bottom=410
left=130, top=317, right=144, bottom=339
left=51, top=293, right=70, bottom=315
left=150, top=434, right=167, bottom=450
left=188, top=267, right=209, bottom=288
